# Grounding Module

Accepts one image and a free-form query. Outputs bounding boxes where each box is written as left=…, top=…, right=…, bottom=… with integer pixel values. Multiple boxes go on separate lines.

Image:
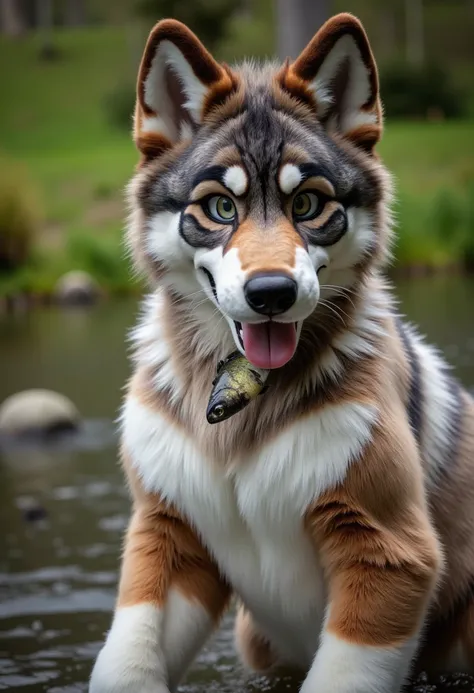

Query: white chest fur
left=122, top=395, right=377, bottom=665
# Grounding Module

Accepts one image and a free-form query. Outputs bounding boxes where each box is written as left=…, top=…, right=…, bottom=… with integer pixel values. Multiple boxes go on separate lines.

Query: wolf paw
left=89, top=644, right=170, bottom=693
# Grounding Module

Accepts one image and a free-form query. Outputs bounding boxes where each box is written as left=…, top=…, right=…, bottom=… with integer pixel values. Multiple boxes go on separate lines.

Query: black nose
left=244, top=273, right=297, bottom=316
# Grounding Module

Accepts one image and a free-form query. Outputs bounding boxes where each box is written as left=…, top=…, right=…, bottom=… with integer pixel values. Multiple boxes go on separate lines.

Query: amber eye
left=205, top=195, right=236, bottom=223
left=292, top=192, right=321, bottom=221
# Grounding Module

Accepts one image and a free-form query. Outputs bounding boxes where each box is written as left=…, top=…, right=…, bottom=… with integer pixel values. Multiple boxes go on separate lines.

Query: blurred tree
left=405, top=0, right=424, bottom=66
left=65, top=0, right=85, bottom=26
left=0, top=0, right=27, bottom=35
left=134, top=0, right=238, bottom=51
left=276, top=0, right=329, bottom=60
left=36, top=0, right=58, bottom=60
left=219, top=0, right=275, bottom=62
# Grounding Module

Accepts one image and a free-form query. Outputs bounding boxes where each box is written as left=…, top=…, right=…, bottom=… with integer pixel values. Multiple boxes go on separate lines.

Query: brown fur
left=279, top=13, right=381, bottom=151
left=291, top=13, right=378, bottom=111
left=129, top=275, right=387, bottom=462
left=306, top=406, right=442, bottom=646
left=134, top=19, right=238, bottom=158
left=118, top=458, right=231, bottom=621
left=296, top=175, right=336, bottom=198
left=234, top=605, right=279, bottom=671
left=190, top=180, right=238, bottom=202
left=414, top=393, right=474, bottom=671
left=213, top=145, right=246, bottom=169
left=107, top=11, right=474, bottom=686
left=225, top=217, right=304, bottom=271
left=281, top=143, right=315, bottom=166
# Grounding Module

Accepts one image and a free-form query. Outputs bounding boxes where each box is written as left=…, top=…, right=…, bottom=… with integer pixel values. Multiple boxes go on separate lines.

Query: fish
left=206, top=351, right=270, bottom=424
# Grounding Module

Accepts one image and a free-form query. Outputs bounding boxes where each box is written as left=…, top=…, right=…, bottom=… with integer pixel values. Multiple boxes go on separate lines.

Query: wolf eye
left=205, top=196, right=236, bottom=223
left=293, top=192, right=321, bottom=221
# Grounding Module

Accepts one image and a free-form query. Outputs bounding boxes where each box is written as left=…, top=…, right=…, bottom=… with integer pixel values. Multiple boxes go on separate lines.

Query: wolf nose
left=244, top=273, right=297, bottom=316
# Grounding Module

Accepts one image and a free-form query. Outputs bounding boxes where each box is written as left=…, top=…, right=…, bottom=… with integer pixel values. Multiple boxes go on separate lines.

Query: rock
left=54, top=270, right=100, bottom=306
left=17, top=497, right=49, bottom=523
left=0, top=389, right=80, bottom=436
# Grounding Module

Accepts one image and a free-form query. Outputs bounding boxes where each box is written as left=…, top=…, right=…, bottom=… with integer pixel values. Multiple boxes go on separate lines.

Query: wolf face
left=127, top=14, right=392, bottom=370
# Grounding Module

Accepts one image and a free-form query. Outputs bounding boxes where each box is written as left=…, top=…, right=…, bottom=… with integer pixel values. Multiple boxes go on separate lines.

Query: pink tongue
left=242, top=322, right=297, bottom=369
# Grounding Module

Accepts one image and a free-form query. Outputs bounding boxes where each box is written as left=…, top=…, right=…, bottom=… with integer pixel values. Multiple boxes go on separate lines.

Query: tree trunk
left=0, top=0, right=27, bottom=36
left=405, top=0, right=424, bottom=67
left=276, top=0, right=330, bottom=61
left=379, top=6, right=397, bottom=61
left=65, top=0, right=85, bottom=26
left=36, top=0, right=55, bottom=59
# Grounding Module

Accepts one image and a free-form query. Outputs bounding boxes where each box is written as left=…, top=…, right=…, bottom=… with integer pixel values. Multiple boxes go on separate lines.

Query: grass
left=0, top=26, right=473, bottom=297
left=379, top=121, right=474, bottom=271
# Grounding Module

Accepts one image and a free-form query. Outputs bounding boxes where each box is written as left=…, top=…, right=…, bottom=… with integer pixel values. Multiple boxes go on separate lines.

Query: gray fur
left=135, top=62, right=383, bottom=257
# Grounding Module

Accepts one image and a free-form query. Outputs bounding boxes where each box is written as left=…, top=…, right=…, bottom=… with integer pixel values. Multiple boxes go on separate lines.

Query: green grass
left=380, top=121, right=474, bottom=193
left=0, top=26, right=473, bottom=297
left=379, top=121, right=474, bottom=271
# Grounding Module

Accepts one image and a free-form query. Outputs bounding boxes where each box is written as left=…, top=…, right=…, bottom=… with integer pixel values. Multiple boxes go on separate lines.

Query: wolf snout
left=244, top=273, right=297, bottom=316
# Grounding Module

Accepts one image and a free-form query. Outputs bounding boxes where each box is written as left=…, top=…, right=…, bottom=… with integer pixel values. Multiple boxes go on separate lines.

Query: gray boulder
left=54, top=270, right=100, bottom=305
left=0, top=389, right=80, bottom=436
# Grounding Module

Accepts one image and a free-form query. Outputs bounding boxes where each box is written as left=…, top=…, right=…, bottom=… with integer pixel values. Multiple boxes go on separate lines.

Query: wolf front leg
left=301, top=419, right=443, bottom=693
left=90, top=493, right=231, bottom=693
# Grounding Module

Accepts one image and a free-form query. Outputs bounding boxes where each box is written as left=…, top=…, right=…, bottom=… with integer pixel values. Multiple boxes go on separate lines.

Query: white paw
left=89, top=643, right=170, bottom=693
left=90, top=604, right=169, bottom=693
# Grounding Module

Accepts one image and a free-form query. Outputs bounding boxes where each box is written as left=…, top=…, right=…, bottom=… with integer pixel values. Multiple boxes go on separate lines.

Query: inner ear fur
left=278, top=13, right=382, bottom=152
left=134, top=19, right=238, bottom=161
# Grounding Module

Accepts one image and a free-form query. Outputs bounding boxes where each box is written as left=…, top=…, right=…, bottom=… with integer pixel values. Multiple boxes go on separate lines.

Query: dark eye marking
left=299, top=204, right=348, bottom=247
left=192, top=166, right=228, bottom=188
left=179, top=212, right=229, bottom=250
left=200, top=267, right=218, bottom=302
left=299, top=163, right=335, bottom=188
left=159, top=196, right=183, bottom=214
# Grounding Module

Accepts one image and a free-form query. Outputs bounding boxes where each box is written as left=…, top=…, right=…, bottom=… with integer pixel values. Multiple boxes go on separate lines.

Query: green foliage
left=380, top=61, right=467, bottom=119
left=66, top=230, right=135, bottom=291
left=458, top=182, right=474, bottom=270
left=103, top=81, right=135, bottom=131
left=134, top=0, right=238, bottom=52
left=217, top=0, right=275, bottom=63
left=0, top=159, right=41, bottom=272
left=394, top=183, right=474, bottom=271
left=93, top=181, right=115, bottom=200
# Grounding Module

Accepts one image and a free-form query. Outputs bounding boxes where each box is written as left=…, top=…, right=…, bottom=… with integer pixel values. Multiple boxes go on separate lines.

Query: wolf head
left=127, top=13, right=392, bottom=370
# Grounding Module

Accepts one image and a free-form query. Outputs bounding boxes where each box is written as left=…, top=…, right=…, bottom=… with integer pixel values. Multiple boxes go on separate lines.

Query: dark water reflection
left=0, top=276, right=473, bottom=692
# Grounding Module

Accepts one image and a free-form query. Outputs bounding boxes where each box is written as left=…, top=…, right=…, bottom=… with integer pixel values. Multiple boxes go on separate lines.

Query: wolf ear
left=280, top=13, right=381, bottom=152
left=134, top=20, right=237, bottom=160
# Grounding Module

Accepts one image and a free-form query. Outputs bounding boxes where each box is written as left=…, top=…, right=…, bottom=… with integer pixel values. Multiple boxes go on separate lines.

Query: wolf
left=89, top=12, right=474, bottom=693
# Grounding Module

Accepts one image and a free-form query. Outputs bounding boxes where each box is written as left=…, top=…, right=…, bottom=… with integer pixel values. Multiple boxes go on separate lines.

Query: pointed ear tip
left=145, top=17, right=201, bottom=46
left=315, top=12, right=372, bottom=50
left=290, top=12, right=373, bottom=76
left=148, top=17, right=190, bottom=34
left=322, top=12, right=366, bottom=33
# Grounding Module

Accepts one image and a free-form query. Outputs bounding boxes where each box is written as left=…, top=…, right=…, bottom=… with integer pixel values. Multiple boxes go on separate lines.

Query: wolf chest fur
left=89, top=12, right=474, bottom=693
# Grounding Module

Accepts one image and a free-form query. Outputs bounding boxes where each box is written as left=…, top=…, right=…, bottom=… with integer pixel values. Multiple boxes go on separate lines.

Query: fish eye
left=292, top=192, right=322, bottom=221
left=212, top=404, right=225, bottom=419
left=205, top=196, right=236, bottom=224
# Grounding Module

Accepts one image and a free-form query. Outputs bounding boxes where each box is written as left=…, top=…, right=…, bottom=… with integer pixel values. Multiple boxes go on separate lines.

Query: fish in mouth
left=206, top=351, right=270, bottom=424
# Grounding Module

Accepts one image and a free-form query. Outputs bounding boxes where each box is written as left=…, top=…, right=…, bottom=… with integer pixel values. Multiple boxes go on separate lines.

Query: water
left=1, top=276, right=474, bottom=692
